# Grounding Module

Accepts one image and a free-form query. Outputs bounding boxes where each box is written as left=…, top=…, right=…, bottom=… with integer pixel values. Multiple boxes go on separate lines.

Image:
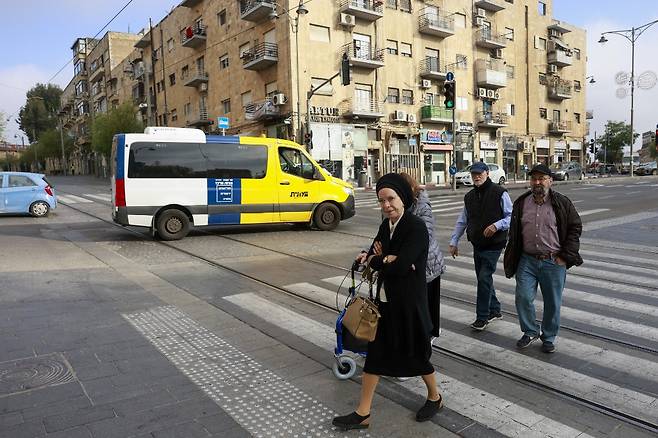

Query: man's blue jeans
left=473, top=248, right=502, bottom=321
left=514, top=253, right=567, bottom=343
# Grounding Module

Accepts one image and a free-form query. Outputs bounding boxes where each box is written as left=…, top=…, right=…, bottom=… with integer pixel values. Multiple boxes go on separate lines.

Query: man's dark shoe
left=416, top=395, right=444, bottom=422
left=470, top=319, right=488, bottom=331
left=516, top=334, right=539, bottom=349
left=488, top=312, right=503, bottom=322
left=332, top=412, right=370, bottom=430
left=542, top=341, right=556, bottom=353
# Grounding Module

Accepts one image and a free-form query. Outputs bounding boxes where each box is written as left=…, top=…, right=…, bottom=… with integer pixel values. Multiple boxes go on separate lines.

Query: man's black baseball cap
left=529, top=163, right=553, bottom=177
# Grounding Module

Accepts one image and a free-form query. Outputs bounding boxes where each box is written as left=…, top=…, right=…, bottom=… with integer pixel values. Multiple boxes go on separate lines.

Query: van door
left=277, top=146, right=320, bottom=223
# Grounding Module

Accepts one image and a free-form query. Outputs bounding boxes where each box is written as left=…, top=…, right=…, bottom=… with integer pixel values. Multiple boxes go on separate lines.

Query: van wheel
left=156, top=209, right=190, bottom=240
left=30, top=201, right=50, bottom=217
left=314, top=203, right=340, bottom=231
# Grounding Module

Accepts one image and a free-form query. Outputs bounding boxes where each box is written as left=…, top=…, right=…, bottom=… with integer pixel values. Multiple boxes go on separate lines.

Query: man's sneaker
left=541, top=341, right=556, bottom=353
left=470, top=319, right=488, bottom=331
left=488, top=312, right=503, bottom=322
left=516, top=334, right=539, bottom=349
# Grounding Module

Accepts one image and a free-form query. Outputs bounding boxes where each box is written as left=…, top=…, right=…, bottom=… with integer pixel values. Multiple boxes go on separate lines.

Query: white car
left=455, top=164, right=507, bottom=186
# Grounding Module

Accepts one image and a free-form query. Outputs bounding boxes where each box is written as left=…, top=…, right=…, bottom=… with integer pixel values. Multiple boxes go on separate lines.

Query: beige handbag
left=342, top=296, right=381, bottom=342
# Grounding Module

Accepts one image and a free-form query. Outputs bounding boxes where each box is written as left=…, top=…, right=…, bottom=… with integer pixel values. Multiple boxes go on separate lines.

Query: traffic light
left=443, top=81, right=456, bottom=109
left=340, top=53, right=351, bottom=86
left=304, top=131, right=313, bottom=150
left=589, top=139, right=596, bottom=154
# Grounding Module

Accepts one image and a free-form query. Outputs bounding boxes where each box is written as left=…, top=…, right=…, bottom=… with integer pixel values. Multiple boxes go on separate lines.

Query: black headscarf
left=376, top=173, right=414, bottom=210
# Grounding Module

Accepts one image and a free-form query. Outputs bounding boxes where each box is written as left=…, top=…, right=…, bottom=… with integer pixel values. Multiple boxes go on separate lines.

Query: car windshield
left=549, top=163, right=565, bottom=170
left=460, top=165, right=472, bottom=172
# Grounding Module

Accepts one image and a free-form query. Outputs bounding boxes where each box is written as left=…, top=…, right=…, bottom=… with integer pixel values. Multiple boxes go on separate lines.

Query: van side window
left=279, top=147, right=315, bottom=179
left=202, top=143, right=267, bottom=179
left=0, top=175, right=4, bottom=188
left=128, top=142, right=206, bottom=178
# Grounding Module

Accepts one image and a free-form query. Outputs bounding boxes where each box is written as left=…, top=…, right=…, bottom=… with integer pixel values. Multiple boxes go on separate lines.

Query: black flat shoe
left=332, top=411, right=370, bottom=430
left=415, top=395, right=444, bottom=422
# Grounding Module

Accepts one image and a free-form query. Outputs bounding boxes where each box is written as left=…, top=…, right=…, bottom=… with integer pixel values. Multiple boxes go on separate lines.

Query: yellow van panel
left=241, top=212, right=278, bottom=224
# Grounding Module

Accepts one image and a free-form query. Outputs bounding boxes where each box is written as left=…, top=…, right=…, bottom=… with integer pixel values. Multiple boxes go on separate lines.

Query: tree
left=595, top=120, right=639, bottom=164
left=35, top=129, right=75, bottom=160
left=91, top=102, right=143, bottom=158
left=17, top=83, right=63, bottom=143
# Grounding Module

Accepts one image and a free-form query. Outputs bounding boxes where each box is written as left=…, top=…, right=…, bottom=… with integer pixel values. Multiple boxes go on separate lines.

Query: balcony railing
left=418, top=13, right=455, bottom=38
left=187, top=108, right=212, bottom=127
left=343, top=43, right=385, bottom=69
left=421, top=105, right=452, bottom=123
left=181, top=23, right=207, bottom=49
left=91, top=82, right=105, bottom=97
left=548, top=49, right=573, bottom=67
left=244, top=98, right=281, bottom=121
left=549, top=120, right=572, bottom=133
left=341, top=98, right=384, bottom=118
left=475, top=29, right=507, bottom=49
left=475, top=58, right=507, bottom=88
left=184, top=70, right=209, bottom=87
left=419, top=57, right=446, bottom=80
left=474, top=0, right=506, bottom=12
left=340, top=0, right=384, bottom=21
left=477, top=111, right=509, bottom=127
left=548, top=79, right=573, bottom=100
left=240, top=0, right=276, bottom=22
left=242, top=42, right=278, bottom=70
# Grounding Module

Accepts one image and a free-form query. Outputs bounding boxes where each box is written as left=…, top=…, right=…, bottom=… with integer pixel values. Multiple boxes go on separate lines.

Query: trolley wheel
left=332, top=355, right=357, bottom=380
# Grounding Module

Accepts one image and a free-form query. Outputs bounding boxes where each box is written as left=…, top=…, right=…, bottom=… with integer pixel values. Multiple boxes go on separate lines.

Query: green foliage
left=17, top=83, right=63, bottom=143
left=595, top=120, right=639, bottom=163
left=33, top=129, right=75, bottom=160
left=91, top=102, right=144, bottom=158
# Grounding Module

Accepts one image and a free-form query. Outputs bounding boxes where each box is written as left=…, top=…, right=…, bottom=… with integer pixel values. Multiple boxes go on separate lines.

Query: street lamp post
left=599, top=18, right=658, bottom=177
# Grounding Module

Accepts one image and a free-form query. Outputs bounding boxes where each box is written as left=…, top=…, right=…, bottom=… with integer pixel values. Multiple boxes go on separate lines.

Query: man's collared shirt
left=521, top=192, right=561, bottom=255
left=450, top=191, right=512, bottom=246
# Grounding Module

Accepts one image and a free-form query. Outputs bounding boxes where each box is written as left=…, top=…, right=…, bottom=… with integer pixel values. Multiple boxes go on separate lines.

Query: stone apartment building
left=65, top=0, right=588, bottom=184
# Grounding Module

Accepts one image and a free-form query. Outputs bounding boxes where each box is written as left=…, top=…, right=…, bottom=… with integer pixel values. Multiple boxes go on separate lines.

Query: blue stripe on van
left=205, top=135, right=240, bottom=144
left=115, top=134, right=126, bottom=179
left=207, top=178, right=242, bottom=206
left=208, top=213, right=241, bottom=225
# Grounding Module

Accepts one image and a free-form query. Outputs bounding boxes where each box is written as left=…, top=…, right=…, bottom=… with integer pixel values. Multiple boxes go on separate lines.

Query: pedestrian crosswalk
left=223, top=241, right=658, bottom=437
left=56, top=193, right=111, bottom=204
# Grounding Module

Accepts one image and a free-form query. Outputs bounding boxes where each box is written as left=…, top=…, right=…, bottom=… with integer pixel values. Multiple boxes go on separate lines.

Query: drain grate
left=0, top=353, right=75, bottom=397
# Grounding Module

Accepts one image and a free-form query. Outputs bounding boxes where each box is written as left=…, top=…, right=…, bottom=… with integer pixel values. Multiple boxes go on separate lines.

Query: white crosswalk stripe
left=57, top=194, right=93, bottom=204
left=83, top=193, right=111, bottom=202
left=577, top=208, right=610, bottom=216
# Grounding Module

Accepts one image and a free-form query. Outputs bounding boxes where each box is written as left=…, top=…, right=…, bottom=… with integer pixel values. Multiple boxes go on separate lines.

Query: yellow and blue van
left=111, top=127, right=354, bottom=240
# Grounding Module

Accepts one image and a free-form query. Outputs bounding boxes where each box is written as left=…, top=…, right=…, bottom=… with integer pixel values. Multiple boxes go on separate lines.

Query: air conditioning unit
left=340, top=13, right=355, bottom=27
left=421, top=79, right=432, bottom=89
left=272, top=93, right=287, bottom=105
left=407, top=114, right=417, bottom=123
left=478, top=88, right=487, bottom=98
left=548, top=64, right=558, bottom=74
left=486, top=89, right=495, bottom=98
left=199, top=82, right=208, bottom=92
left=523, top=141, right=531, bottom=152
left=492, top=48, right=503, bottom=59
left=549, top=29, right=561, bottom=38
left=391, top=110, right=407, bottom=121
left=477, top=8, right=486, bottom=17
left=494, top=90, right=501, bottom=100
left=475, top=17, right=485, bottom=27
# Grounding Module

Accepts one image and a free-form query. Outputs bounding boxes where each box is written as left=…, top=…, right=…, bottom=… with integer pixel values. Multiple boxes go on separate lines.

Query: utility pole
left=58, top=118, right=67, bottom=175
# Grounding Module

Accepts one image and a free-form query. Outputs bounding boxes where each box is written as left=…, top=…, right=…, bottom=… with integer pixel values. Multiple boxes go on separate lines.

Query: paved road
left=1, top=175, right=657, bottom=437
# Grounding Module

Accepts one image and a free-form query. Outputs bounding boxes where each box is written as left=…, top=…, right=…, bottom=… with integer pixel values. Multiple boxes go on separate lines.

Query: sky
left=2, top=0, right=658, bottom=153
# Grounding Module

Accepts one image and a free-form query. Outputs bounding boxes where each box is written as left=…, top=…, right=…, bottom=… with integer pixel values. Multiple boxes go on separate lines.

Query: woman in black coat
left=332, top=173, right=444, bottom=431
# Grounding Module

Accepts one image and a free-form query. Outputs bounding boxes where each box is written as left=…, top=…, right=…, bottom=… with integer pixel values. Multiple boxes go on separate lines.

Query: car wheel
left=579, top=172, right=584, bottom=180
left=156, top=209, right=191, bottom=240
left=498, top=176, right=506, bottom=185
left=652, top=169, right=657, bottom=176
left=313, top=202, right=341, bottom=231
left=29, top=201, right=50, bottom=217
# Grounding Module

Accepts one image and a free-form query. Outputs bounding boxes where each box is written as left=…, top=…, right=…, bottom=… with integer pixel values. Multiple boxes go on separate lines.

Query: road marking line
left=225, top=292, right=596, bottom=438
left=579, top=248, right=658, bottom=267
left=578, top=208, right=610, bottom=216
left=62, top=194, right=93, bottom=203
left=581, top=237, right=658, bottom=254
left=584, top=211, right=658, bottom=231
left=83, top=193, right=111, bottom=202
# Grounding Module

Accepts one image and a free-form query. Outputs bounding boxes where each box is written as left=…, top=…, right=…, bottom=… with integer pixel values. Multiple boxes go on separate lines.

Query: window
left=204, top=143, right=268, bottom=179
left=573, top=48, right=581, bottom=60
left=506, top=65, right=515, bottom=79
left=222, top=99, right=231, bottom=113
left=8, top=175, right=36, bottom=187
left=505, top=27, right=514, bottom=41
left=74, top=60, right=86, bottom=75
left=537, top=37, right=547, bottom=50
left=387, top=87, right=400, bottom=103
left=265, top=81, right=278, bottom=97
left=241, top=91, right=253, bottom=107
left=386, top=0, right=397, bottom=9
left=219, top=54, right=229, bottom=69
left=169, top=73, right=176, bottom=86
left=538, top=1, right=546, bottom=15
left=217, top=9, right=226, bottom=26
left=167, top=38, right=174, bottom=52
left=128, top=142, right=207, bottom=178
left=386, top=40, right=398, bottom=55
left=239, top=43, right=250, bottom=58
left=425, top=93, right=435, bottom=105
left=457, top=97, right=468, bottom=111
left=402, top=89, right=413, bottom=105
left=399, top=0, right=411, bottom=13
left=171, top=109, right=177, bottom=122
left=539, top=73, right=547, bottom=85
left=454, top=13, right=466, bottom=28
left=539, top=108, right=547, bottom=119
left=156, top=82, right=162, bottom=93
left=309, top=24, right=330, bottom=42
left=0, top=175, right=3, bottom=187
left=400, top=42, right=412, bottom=57
left=574, top=80, right=582, bottom=91
left=311, top=78, right=333, bottom=95
left=508, top=104, right=515, bottom=116
left=184, top=103, right=191, bottom=116
left=279, top=147, right=316, bottom=180
left=575, top=113, right=581, bottom=124
left=456, top=54, right=467, bottom=69
left=182, top=65, right=189, bottom=79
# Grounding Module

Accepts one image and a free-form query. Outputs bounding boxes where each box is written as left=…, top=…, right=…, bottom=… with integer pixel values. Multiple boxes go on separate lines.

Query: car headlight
left=342, top=186, right=353, bottom=197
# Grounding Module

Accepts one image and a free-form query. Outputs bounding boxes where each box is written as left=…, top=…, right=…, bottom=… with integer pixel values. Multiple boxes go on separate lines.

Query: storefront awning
left=423, top=143, right=453, bottom=151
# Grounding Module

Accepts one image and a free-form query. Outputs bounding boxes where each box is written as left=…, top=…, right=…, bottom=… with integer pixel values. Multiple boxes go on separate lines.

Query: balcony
left=421, top=105, right=452, bottom=123
left=242, top=42, right=278, bottom=71
left=475, top=29, right=507, bottom=50
left=549, top=120, right=572, bottom=134
left=341, top=98, right=384, bottom=118
left=91, top=82, right=105, bottom=98
left=89, top=63, right=104, bottom=81
left=474, top=0, right=506, bottom=12
left=181, top=23, right=207, bottom=49
left=187, top=109, right=212, bottom=127
left=418, top=12, right=455, bottom=38
left=240, top=0, right=276, bottom=22
left=477, top=111, right=509, bottom=128
left=180, top=0, right=203, bottom=7
left=245, top=98, right=281, bottom=121
left=340, top=0, right=384, bottom=21
left=548, top=79, right=573, bottom=100
left=343, top=43, right=384, bottom=69
left=548, top=49, right=573, bottom=67
left=475, top=59, right=507, bottom=88
left=134, top=33, right=151, bottom=49
left=184, top=70, right=209, bottom=87
left=419, top=57, right=447, bottom=80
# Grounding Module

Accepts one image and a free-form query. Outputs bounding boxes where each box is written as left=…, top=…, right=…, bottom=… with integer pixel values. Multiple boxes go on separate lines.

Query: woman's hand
left=383, top=255, right=398, bottom=264
left=373, top=241, right=382, bottom=256
left=355, top=251, right=368, bottom=264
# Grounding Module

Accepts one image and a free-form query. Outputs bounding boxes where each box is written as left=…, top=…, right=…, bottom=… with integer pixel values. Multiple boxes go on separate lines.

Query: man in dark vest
left=449, top=162, right=512, bottom=331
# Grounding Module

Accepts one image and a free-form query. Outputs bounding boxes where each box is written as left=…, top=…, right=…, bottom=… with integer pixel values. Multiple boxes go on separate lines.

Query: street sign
left=446, top=71, right=454, bottom=82
left=218, top=117, right=230, bottom=129
left=449, top=165, right=458, bottom=176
